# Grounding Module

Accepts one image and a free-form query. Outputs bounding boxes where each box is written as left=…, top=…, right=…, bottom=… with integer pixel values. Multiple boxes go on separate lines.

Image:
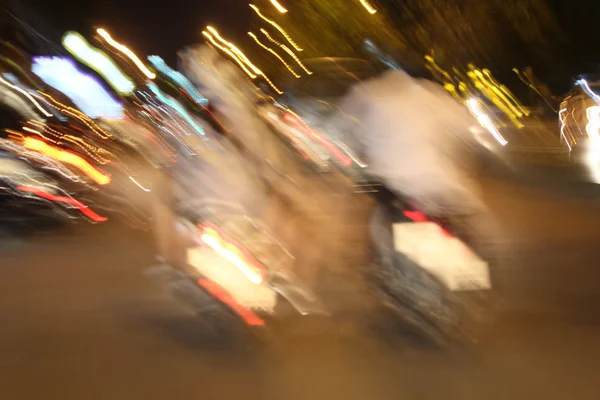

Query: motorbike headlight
left=198, top=222, right=267, bottom=284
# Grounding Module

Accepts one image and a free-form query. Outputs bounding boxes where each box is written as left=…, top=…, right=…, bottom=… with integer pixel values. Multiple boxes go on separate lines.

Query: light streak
left=23, top=137, right=111, bottom=185
left=468, top=70, right=523, bottom=129
left=260, top=29, right=312, bottom=75
left=558, top=108, right=572, bottom=151
left=36, top=92, right=113, bottom=139
left=248, top=32, right=300, bottom=78
left=146, top=82, right=206, bottom=136
left=199, top=223, right=266, bottom=285
left=466, top=98, right=508, bottom=146
left=206, top=26, right=261, bottom=76
left=577, top=79, right=600, bottom=103
left=585, top=106, right=600, bottom=182
left=269, top=0, right=288, bottom=13
left=147, top=55, right=208, bottom=106
left=28, top=121, right=114, bottom=164
left=16, top=185, right=107, bottom=222
left=129, top=176, right=150, bottom=192
left=62, top=31, right=135, bottom=95
left=31, top=57, right=124, bottom=120
left=202, top=31, right=257, bottom=78
left=0, top=75, right=52, bottom=117
left=481, top=69, right=528, bottom=116
left=359, top=0, right=377, bottom=14
left=249, top=4, right=303, bottom=51
left=202, top=30, right=283, bottom=94
left=96, top=28, right=155, bottom=79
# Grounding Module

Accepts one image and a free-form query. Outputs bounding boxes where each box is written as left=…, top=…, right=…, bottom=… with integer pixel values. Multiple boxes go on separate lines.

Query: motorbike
left=147, top=43, right=492, bottom=346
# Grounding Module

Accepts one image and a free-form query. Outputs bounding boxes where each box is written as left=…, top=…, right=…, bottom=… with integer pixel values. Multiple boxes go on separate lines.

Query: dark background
left=6, top=0, right=600, bottom=92
left=8, top=0, right=252, bottom=64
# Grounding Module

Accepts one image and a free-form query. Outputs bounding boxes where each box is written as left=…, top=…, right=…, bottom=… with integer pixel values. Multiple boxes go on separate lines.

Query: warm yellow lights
left=96, top=28, right=156, bottom=79
left=269, top=0, right=288, bottom=13
left=260, top=29, right=312, bottom=75
left=203, top=27, right=283, bottom=94
left=359, top=0, right=377, bottom=14
left=249, top=4, right=303, bottom=51
left=248, top=32, right=300, bottom=78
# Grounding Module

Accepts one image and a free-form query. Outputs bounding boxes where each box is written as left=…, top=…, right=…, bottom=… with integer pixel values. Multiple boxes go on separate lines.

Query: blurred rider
left=325, top=40, right=506, bottom=266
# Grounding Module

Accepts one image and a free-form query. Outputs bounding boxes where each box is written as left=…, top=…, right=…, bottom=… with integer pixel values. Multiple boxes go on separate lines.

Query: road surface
left=2, top=168, right=600, bottom=399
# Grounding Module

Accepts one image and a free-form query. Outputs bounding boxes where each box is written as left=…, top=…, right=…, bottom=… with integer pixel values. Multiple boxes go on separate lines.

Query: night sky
left=10, top=0, right=600, bottom=87
left=15, top=0, right=251, bottom=64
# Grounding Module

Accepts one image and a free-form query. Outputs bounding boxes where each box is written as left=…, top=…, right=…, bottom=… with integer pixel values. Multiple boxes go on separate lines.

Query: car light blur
left=198, top=223, right=266, bottom=285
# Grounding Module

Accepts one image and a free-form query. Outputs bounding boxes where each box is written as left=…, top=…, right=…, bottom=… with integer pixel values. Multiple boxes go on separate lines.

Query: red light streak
left=197, top=279, right=265, bottom=326
left=16, top=186, right=108, bottom=222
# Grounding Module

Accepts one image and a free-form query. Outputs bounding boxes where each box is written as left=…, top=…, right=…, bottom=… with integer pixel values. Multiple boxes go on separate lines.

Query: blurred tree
left=247, top=0, right=565, bottom=97
left=248, top=0, right=411, bottom=62
left=249, top=0, right=562, bottom=67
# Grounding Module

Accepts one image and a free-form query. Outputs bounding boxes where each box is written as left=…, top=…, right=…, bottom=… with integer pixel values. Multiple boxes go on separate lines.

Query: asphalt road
left=2, top=169, right=600, bottom=399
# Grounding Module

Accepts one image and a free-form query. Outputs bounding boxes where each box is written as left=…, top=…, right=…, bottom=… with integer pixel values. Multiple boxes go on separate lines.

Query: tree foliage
left=249, top=0, right=563, bottom=76
left=249, top=0, right=409, bottom=59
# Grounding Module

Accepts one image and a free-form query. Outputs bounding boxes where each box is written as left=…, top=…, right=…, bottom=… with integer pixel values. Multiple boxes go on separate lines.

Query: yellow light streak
left=468, top=70, right=523, bottom=129
left=96, top=28, right=156, bottom=79
left=23, top=136, right=111, bottom=185
left=248, top=32, right=300, bottom=78
left=269, top=0, right=288, bottom=13
left=359, top=0, right=377, bottom=14
left=28, top=121, right=115, bottom=164
left=249, top=4, right=303, bottom=51
left=260, top=29, right=312, bottom=75
left=37, top=92, right=113, bottom=139
left=475, top=69, right=526, bottom=118
left=482, top=69, right=528, bottom=116
left=202, top=31, right=257, bottom=78
left=206, top=26, right=261, bottom=75
left=202, top=31, right=283, bottom=94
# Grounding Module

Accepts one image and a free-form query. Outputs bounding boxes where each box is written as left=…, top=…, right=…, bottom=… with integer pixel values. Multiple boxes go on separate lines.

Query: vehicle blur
left=2, top=0, right=600, bottom=398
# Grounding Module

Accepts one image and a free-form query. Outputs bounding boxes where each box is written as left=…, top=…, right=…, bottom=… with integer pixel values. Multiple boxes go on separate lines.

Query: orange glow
left=197, top=279, right=265, bottom=326
left=198, top=223, right=266, bottom=285
left=16, top=186, right=108, bottom=222
left=23, top=137, right=111, bottom=185
left=27, top=121, right=114, bottom=165
left=97, top=28, right=156, bottom=79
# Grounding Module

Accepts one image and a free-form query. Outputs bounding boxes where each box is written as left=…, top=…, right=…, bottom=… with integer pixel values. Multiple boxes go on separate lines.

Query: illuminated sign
left=32, top=57, right=124, bottom=120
